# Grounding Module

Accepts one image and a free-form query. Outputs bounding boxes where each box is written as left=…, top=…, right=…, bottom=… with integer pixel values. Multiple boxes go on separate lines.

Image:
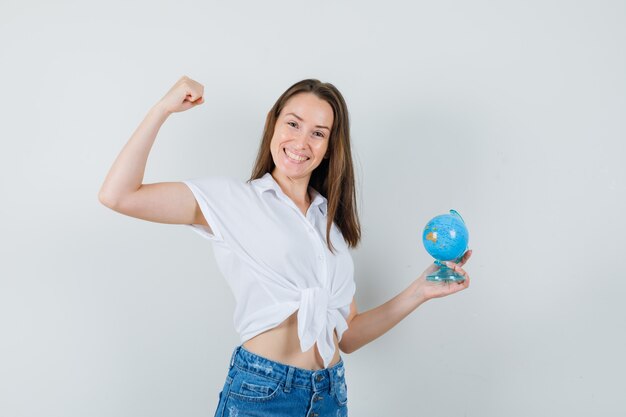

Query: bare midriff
left=242, top=310, right=342, bottom=370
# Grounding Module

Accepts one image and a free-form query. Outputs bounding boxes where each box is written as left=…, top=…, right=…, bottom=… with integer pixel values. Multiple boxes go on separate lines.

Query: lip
left=284, top=147, right=310, bottom=160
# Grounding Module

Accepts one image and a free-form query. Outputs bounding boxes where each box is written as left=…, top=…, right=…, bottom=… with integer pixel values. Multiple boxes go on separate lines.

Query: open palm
left=416, top=249, right=472, bottom=301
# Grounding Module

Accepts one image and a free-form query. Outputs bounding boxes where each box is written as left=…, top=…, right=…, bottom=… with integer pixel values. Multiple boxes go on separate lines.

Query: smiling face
left=270, top=92, right=334, bottom=183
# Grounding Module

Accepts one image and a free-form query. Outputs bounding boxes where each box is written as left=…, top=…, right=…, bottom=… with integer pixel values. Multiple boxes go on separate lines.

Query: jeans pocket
left=241, top=381, right=271, bottom=396
left=227, top=368, right=284, bottom=403
left=333, top=376, right=348, bottom=407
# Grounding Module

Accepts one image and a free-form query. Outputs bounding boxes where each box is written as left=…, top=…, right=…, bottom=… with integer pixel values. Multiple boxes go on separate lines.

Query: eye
left=287, top=121, right=298, bottom=128
left=314, top=131, right=325, bottom=138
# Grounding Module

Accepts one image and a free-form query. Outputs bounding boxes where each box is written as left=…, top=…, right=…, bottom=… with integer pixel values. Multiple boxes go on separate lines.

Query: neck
left=270, top=169, right=311, bottom=206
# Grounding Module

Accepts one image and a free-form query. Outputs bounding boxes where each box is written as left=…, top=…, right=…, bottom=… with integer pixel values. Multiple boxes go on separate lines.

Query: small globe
left=422, top=209, right=469, bottom=262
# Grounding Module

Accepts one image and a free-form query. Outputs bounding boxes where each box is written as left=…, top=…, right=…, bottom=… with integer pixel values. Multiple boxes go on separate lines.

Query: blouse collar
left=251, top=172, right=328, bottom=217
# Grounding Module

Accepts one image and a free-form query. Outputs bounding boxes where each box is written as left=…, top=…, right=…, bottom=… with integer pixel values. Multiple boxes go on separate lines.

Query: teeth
left=285, top=149, right=308, bottom=162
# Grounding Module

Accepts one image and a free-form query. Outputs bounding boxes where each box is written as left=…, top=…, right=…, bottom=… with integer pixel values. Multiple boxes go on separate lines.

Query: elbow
left=338, top=339, right=356, bottom=355
left=98, top=189, right=126, bottom=210
left=98, top=185, right=127, bottom=208
left=98, top=192, right=116, bottom=208
left=339, top=344, right=351, bottom=354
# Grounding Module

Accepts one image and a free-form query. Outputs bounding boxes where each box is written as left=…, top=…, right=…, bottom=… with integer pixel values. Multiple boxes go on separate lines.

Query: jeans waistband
left=229, top=344, right=345, bottom=393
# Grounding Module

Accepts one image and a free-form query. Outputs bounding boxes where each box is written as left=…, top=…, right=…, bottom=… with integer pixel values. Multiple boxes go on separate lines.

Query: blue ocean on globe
left=422, top=210, right=469, bottom=262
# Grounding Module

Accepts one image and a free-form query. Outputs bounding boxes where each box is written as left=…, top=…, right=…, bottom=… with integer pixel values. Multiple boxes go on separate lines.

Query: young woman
left=99, top=76, right=472, bottom=417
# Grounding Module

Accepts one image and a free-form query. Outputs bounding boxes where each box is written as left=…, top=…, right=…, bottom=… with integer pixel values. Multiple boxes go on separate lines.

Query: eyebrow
left=284, top=112, right=330, bottom=131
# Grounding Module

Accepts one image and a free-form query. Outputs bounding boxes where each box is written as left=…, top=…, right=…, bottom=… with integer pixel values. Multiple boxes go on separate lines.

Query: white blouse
left=182, top=172, right=356, bottom=368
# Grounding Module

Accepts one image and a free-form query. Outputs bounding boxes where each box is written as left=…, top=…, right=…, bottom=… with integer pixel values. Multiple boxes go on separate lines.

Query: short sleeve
left=182, top=176, right=236, bottom=243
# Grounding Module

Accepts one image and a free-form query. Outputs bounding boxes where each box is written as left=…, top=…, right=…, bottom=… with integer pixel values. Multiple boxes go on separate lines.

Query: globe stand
left=426, top=259, right=466, bottom=283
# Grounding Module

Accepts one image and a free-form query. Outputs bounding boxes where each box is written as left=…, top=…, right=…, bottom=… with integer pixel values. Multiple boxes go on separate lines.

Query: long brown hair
left=248, top=79, right=361, bottom=254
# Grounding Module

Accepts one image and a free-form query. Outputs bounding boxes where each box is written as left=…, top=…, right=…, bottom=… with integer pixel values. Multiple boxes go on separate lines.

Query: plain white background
left=1, top=1, right=625, bottom=416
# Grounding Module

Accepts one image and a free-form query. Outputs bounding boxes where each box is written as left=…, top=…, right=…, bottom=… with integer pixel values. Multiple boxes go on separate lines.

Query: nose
left=291, top=129, right=308, bottom=148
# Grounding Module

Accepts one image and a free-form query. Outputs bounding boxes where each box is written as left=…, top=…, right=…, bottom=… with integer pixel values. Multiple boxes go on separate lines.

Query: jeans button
left=315, top=374, right=323, bottom=381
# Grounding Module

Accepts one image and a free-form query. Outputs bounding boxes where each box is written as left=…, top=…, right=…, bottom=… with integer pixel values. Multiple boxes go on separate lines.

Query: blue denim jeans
left=214, top=345, right=348, bottom=417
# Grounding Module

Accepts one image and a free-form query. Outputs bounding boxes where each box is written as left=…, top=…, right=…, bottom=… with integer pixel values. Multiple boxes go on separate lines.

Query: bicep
left=102, top=181, right=211, bottom=231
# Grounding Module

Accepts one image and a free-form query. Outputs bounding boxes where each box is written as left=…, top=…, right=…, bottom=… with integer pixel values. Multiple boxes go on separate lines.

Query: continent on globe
left=422, top=209, right=470, bottom=282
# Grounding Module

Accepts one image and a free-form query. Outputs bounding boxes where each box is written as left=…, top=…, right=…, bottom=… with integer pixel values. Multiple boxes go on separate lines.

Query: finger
left=447, top=262, right=468, bottom=281
left=456, top=266, right=467, bottom=278
left=456, top=268, right=469, bottom=288
left=456, top=274, right=470, bottom=290
left=459, top=250, right=472, bottom=266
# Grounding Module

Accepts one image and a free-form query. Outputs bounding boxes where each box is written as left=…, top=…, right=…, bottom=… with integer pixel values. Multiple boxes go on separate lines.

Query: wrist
left=151, top=101, right=172, bottom=118
left=406, top=279, right=429, bottom=307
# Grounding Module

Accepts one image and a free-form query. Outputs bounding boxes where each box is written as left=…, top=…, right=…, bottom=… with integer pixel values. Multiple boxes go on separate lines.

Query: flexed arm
left=98, top=76, right=213, bottom=230
left=98, top=75, right=204, bottom=205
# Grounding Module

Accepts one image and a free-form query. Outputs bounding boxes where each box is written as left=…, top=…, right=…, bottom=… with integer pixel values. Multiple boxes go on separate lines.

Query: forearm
left=98, top=104, right=171, bottom=205
left=340, top=280, right=427, bottom=354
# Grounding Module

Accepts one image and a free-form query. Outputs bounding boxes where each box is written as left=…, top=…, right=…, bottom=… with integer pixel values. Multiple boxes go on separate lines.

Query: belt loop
left=283, top=366, right=295, bottom=393
left=229, top=345, right=240, bottom=369
left=328, top=369, right=335, bottom=396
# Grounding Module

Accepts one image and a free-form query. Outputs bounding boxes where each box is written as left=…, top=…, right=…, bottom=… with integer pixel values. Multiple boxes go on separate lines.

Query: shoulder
left=182, top=175, right=255, bottom=204
left=183, top=175, right=247, bottom=191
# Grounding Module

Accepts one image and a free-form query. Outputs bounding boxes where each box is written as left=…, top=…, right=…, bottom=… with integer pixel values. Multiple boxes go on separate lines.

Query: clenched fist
left=156, top=75, right=205, bottom=115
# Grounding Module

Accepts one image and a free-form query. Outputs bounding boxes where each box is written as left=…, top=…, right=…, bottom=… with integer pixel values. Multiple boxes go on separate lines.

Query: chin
left=275, top=164, right=311, bottom=179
